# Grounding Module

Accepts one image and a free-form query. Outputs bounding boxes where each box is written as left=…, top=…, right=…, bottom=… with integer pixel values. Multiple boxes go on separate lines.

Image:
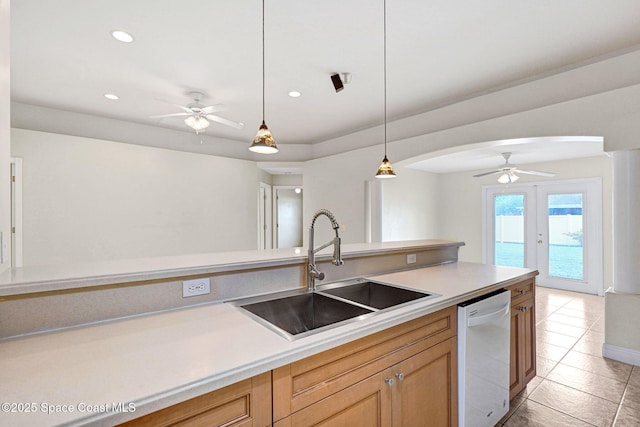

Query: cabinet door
left=509, top=304, right=523, bottom=399
left=389, top=337, right=458, bottom=427
left=509, top=296, right=536, bottom=400
left=274, top=373, right=391, bottom=427
left=521, top=297, right=536, bottom=384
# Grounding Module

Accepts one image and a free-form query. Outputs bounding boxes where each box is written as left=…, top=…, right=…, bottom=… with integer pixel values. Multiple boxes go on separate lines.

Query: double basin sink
left=234, top=279, right=439, bottom=340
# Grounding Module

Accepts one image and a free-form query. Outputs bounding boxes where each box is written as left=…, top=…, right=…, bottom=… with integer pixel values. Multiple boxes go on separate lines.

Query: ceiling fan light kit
left=497, top=171, right=519, bottom=184
left=375, top=0, right=396, bottom=179
left=184, top=115, right=210, bottom=132
left=250, top=0, right=278, bottom=154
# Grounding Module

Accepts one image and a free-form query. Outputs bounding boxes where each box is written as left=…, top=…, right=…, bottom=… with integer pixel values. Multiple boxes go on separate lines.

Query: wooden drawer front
left=119, top=372, right=271, bottom=427
left=274, top=372, right=390, bottom=427
left=506, top=278, right=534, bottom=303
left=273, top=306, right=456, bottom=421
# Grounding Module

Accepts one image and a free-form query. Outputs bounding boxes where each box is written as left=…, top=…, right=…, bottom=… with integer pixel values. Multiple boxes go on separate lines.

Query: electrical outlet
left=406, top=254, right=417, bottom=264
left=182, top=278, right=211, bottom=297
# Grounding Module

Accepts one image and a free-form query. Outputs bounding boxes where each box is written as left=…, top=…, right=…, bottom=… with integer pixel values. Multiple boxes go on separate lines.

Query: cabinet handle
left=395, top=372, right=405, bottom=381
left=385, top=378, right=395, bottom=387
left=520, top=306, right=528, bottom=312
left=519, top=289, right=526, bottom=295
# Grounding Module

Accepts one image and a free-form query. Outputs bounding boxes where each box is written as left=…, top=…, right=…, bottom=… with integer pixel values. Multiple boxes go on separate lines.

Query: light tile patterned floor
left=497, top=286, right=640, bottom=426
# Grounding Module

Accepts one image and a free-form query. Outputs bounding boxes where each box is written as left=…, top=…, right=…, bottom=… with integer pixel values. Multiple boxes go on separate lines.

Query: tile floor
left=498, top=286, right=640, bottom=427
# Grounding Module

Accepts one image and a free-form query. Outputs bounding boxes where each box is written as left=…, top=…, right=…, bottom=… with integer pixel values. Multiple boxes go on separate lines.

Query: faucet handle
left=309, top=265, right=325, bottom=281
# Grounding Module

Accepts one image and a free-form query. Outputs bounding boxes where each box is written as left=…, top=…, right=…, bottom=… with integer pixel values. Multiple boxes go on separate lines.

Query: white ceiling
left=9, top=1, right=640, bottom=168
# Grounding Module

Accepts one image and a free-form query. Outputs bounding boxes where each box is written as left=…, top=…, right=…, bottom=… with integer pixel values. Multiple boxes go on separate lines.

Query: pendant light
left=375, top=0, right=396, bottom=179
left=249, top=0, right=278, bottom=154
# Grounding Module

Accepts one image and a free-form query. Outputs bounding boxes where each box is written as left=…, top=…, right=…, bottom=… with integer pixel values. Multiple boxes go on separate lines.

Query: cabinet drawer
left=506, top=278, right=534, bottom=303
left=119, top=372, right=271, bottom=427
left=273, top=306, right=457, bottom=421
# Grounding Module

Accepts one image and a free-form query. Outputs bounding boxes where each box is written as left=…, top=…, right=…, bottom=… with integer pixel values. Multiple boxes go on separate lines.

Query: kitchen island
left=0, top=241, right=537, bottom=426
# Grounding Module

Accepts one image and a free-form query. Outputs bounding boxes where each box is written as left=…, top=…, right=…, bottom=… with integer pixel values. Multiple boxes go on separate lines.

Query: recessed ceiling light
left=104, top=93, right=119, bottom=100
left=288, top=91, right=301, bottom=98
left=111, top=30, right=134, bottom=43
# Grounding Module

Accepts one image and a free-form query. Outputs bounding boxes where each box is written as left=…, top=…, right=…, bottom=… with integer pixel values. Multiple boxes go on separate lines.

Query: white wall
left=0, top=0, right=10, bottom=273
left=303, top=146, right=380, bottom=245
left=438, top=155, right=613, bottom=287
left=381, top=167, right=441, bottom=242
left=272, top=174, right=302, bottom=187
left=304, top=146, right=441, bottom=246
left=11, top=129, right=260, bottom=266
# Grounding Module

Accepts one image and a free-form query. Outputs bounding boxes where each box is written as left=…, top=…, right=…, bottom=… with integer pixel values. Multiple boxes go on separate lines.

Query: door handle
left=395, top=372, right=405, bottom=381
left=538, top=240, right=543, bottom=243
left=385, top=378, right=395, bottom=387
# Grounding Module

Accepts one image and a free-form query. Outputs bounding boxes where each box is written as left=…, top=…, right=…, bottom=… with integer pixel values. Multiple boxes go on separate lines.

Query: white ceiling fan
left=473, top=152, right=555, bottom=183
left=150, top=91, right=245, bottom=135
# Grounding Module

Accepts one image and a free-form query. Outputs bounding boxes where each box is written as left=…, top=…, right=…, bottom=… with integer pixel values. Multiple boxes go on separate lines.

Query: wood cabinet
left=118, top=372, right=271, bottom=427
left=273, top=307, right=458, bottom=426
left=506, top=278, right=537, bottom=400
left=117, top=280, right=537, bottom=425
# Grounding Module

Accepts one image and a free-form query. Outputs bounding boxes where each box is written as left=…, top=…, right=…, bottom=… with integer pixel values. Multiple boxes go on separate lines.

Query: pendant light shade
left=376, top=156, right=396, bottom=178
left=375, top=0, right=395, bottom=179
left=250, top=120, right=278, bottom=153
left=250, top=0, right=278, bottom=154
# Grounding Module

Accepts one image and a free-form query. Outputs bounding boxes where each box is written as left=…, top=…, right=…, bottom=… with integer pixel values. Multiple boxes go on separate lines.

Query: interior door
left=484, top=179, right=602, bottom=295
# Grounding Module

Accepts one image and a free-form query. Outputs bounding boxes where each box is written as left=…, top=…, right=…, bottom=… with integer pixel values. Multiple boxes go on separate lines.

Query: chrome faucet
left=308, top=209, right=344, bottom=291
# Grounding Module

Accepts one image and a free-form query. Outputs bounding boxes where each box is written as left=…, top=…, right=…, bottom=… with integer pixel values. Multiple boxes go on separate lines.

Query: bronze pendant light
left=375, top=0, right=396, bottom=178
left=249, top=0, right=278, bottom=154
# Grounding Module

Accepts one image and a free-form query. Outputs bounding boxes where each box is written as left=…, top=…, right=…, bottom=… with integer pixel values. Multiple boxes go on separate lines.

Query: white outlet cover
left=407, top=254, right=417, bottom=264
left=182, top=278, right=211, bottom=297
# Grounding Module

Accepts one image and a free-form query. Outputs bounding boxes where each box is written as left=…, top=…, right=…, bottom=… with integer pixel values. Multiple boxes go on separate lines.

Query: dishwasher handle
left=467, top=303, right=510, bottom=327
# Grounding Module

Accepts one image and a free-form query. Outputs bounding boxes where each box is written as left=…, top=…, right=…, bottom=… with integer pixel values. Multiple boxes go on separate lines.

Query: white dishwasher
left=458, top=289, right=511, bottom=427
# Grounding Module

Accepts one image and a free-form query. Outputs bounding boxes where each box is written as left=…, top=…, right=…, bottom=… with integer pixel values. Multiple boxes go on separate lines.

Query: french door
left=484, top=179, right=602, bottom=295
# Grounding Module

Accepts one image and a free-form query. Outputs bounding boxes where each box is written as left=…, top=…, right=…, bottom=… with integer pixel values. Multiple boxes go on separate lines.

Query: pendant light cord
left=262, top=0, right=266, bottom=122
left=383, top=0, right=387, bottom=157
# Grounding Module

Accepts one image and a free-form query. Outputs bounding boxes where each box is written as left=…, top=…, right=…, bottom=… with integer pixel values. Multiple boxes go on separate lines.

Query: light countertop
left=0, top=261, right=535, bottom=426
left=0, top=239, right=461, bottom=297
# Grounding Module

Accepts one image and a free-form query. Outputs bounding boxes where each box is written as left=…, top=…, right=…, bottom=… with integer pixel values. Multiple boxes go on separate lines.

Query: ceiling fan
left=150, top=91, right=245, bottom=135
left=473, top=152, right=555, bottom=184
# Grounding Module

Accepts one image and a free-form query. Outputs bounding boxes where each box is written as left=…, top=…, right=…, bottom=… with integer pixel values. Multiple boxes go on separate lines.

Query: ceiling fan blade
left=472, top=170, right=502, bottom=177
left=205, top=114, right=245, bottom=129
left=517, top=169, right=555, bottom=177
left=149, top=112, right=190, bottom=119
left=201, top=104, right=227, bottom=114
left=172, top=104, right=193, bottom=113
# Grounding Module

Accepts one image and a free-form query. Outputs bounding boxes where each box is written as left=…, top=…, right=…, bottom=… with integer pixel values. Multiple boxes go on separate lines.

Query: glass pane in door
left=547, top=194, right=583, bottom=280
left=494, top=194, right=525, bottom=267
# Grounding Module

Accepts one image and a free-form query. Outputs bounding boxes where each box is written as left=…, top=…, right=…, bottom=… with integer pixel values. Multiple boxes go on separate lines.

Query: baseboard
left=602, top=343, right=640, bottom=366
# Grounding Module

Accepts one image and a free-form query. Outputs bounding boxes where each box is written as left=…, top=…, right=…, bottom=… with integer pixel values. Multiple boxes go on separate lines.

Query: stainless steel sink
left=319, top=280, right=433, bottom=309
left=238, top=292, right=373, bottom=339
left=234, top=278, right=439, bottom=341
